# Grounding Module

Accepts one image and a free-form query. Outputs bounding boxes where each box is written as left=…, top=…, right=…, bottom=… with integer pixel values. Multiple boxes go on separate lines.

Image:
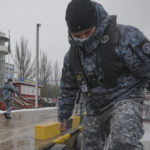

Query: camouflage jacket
left=58, top=2, right=150, bottom=122
left=2, top=82, right=19, bottom=101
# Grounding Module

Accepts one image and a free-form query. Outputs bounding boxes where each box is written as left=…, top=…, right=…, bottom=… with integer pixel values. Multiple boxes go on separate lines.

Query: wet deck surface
left=0, top=108, right=58, bottom=150
left=0, top=108, right=150, bottom=150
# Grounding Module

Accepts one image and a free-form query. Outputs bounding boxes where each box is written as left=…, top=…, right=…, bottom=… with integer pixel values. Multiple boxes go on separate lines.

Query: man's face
left=71, top=26, right=96, bottom=40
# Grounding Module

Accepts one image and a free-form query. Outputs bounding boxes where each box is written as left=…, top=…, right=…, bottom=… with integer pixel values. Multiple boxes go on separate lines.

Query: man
left=58, top=0, right=150, bottom=149
left=2, top=79, right=19, bottom=119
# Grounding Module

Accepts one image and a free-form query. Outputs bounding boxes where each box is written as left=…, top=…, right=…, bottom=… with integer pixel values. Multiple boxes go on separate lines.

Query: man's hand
left=59, top=121, right=67, bottom=131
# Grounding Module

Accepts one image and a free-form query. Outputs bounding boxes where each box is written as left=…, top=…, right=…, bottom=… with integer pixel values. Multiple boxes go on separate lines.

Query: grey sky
left=0, top=0, right=150, bottom=68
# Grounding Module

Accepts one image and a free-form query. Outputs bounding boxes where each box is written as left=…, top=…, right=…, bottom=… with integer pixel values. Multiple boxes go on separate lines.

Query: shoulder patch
left=142, top=42, right=150, bottom=55
left=138, top=39, right=150, bottom=57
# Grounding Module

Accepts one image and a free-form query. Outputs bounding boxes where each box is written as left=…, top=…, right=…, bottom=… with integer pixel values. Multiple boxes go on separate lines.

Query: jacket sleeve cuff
left=58, top=116, right=69, bottom=122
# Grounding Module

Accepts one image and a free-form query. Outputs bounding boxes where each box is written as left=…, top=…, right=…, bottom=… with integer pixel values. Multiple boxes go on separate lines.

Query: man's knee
left=110, top=118, right=144, bottom=148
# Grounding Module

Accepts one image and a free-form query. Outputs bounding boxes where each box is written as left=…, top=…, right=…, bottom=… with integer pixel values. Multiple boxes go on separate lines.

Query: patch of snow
left=0, top=107, right=57, bottom=114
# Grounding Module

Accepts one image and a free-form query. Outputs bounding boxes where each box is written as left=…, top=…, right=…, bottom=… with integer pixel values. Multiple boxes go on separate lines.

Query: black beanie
left=65, top=0, right=97, bottom=33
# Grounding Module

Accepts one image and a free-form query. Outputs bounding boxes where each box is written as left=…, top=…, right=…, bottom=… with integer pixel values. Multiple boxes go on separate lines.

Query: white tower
left=0, top=32, right=9, bottom=87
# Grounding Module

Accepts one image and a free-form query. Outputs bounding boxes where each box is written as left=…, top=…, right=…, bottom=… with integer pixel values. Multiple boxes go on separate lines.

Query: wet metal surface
left=0, top=108, right=58, bottom=150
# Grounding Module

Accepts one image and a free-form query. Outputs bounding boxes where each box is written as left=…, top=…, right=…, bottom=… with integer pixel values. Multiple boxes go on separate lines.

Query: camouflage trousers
left=4, top=100, right=13, bottom=116
left=82, top=99, right=145, bottom=150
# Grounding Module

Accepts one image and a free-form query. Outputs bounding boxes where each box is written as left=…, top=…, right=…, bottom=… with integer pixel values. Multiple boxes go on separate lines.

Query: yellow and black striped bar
left=39, top=126, right=82, bottom=150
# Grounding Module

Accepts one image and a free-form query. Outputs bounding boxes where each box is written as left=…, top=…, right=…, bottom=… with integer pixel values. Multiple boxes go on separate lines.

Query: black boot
left=7, top=116, right=11, bottom=119
left=4, top=113, right=8, bottom=119
left=4, top=113, right=11, bottom=119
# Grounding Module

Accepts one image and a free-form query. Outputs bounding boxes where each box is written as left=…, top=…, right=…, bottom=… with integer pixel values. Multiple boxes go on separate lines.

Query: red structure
left=13, top=79, right=42, bottom=100
left=0, top=79, right=42, bottom=110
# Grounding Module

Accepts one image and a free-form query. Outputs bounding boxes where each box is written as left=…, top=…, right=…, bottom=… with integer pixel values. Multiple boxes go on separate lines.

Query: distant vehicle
left=39, top=97, right=56, bottom=107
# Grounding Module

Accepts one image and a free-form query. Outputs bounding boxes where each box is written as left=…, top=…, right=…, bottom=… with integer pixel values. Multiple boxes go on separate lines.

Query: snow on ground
left=0, top=107, right=57, bottom=114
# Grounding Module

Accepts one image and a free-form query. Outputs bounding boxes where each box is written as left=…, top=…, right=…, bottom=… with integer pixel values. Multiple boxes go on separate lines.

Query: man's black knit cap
left=65, top=0, right=97, bottom=33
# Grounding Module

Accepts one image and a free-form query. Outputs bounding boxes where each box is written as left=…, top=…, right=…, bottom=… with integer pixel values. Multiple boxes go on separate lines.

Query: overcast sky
left=0, top=0, right=150, bottom=68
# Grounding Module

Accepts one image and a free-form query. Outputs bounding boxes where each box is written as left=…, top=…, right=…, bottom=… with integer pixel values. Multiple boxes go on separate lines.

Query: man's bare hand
left=59, top=122, right=67, bottom=131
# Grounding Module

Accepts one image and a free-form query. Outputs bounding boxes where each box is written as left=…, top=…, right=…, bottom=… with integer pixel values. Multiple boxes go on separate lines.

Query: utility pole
left=35, top=23, right=41, bottom=108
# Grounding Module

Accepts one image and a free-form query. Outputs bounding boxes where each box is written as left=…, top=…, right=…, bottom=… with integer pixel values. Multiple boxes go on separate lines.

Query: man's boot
left=4, top=113, right=11, bottom=119
left=7, top=116, right=11, bottom=119
left=4, top=113, right=8, bottom=119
